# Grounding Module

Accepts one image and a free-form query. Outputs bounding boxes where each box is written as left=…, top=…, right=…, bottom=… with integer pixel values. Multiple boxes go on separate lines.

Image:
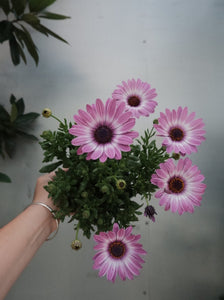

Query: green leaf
left=21, top=13, right=41, bottom=25
left=25, top=22, right=48, bottom=36
left=0, top=0, right=11, bottom=15
left=39, top=11, right=70, bottom=20
left=10, top=103, right=18, bottom=122
left=14, top=112, right=40, bottom=129
left=9, top=34, right=21, bottom=65
left=11, top=0, right=26, bottom=16
left=4, top=136, right=16, bottom=158
left=25, top=22, right=68, bottom=44
left=9, top=94, right=16, bottom=104
left=0, top=105, right=10, bottom=121
left=0, top=172, right=11, bottom=183
left=28, top=0, right=56, bottom=12
left=13, top=25, right=39, bottom=65
left=9, top=95, right=26, bottom=115
left=37, top=23, right=69, bottom=44
left=15, top=98, right=25, bottom=115
left=0, top=20, right=12, bottom=43
left=17, top=43, right=27, bottom=64
left=39, top=161, right=62, bottom=173
left=16, top=130, right=38, bottom=141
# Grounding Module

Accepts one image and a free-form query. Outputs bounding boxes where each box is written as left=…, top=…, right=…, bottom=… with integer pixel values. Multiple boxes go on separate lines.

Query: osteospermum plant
left=39, top=78, right=206, bottom=282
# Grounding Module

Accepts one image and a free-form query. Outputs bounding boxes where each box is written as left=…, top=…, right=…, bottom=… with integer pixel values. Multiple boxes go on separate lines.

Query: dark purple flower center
left=127, top=96, right=140, bottom=107
left=108, top=241, right=126, bottom=259
left=94, top=125, right=113, bottom=144
left=169, top=127, right=184, bottom=141
left=168, top=176, right=185, bottom=193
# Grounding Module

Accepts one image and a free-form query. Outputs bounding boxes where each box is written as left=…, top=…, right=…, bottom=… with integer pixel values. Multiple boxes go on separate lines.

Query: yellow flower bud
left=116, top=179, right=126, bottom=190
left=71, top=239, right=82, bottom=250
left=42, top=108, right=52, bottom=118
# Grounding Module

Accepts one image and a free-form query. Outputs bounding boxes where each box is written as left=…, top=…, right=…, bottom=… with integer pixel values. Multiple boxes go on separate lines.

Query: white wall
left=1, top=0, right=224, bottom=299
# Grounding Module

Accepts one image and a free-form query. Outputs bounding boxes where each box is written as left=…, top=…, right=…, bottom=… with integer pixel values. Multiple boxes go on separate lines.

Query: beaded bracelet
left=31, top=202, right=59, bottom=240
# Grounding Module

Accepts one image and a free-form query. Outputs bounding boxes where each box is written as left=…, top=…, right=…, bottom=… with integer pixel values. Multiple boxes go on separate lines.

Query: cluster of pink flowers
left=69, top=78, right=206, bottom=282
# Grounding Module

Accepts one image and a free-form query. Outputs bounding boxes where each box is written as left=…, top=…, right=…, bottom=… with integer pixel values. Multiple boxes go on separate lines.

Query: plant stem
left=75, top=222, right=80, bottom=240
left=51, top=114, right=63, bottom=125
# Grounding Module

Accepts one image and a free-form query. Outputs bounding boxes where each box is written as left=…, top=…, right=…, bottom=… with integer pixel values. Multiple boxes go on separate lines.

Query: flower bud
left=81, top=191, right=88, bottom=198
left=82, top=210, right=90, bottom=219
left=41, top=130, right=52, bottom=139
left=153, top=119, right=159, bottom=124
left=97, top=218, right=103, bottom=225
left=116, top=179, right=126, bottom=190
left=42, top=108, right=52, bottom=118
left=71, top=239, right=82, bottom=250
left=172, top=153, right=180, bottom=160
left=144, top=205, right=157, bottom=222
left=101, top=185, right=109, bottom=193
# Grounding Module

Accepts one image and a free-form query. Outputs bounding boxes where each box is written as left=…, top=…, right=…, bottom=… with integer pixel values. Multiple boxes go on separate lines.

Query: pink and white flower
left=151, top=158, right=206, bottom=215
left=69, top=98, right=138, bottom=162
left=112, top=78, right=157, bottom=118
left=93, top=223, right=147, bottom=282
left=154, top=107, right=206, bottom=155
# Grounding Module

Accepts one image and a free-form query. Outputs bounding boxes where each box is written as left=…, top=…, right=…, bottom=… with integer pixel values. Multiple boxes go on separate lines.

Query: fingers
left=49, top=171, right=56, bottom=180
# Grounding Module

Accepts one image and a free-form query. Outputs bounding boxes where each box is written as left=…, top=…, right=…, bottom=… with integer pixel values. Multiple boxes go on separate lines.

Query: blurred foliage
left=0, top=171, right=11, bottom=182
left=0, top=94, right=40, bottom=182
left=0, top=0, right=70, bottom=65
left=39, top=120, right=169, bottom=239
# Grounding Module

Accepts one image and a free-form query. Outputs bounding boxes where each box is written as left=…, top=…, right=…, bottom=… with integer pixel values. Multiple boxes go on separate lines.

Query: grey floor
left=0, top=0, right=224, bottom=299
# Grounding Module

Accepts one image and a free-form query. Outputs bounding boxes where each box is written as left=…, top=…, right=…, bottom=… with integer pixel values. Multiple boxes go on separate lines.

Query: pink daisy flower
left=69, top=98, right=138, bottom=162
left=93, top=223, right=147, bottom=282
left=154, top=107, right=206, bottom=155
left=151, top=158, right=206, bottom=215
left=112, top=78, right=157, bottom=118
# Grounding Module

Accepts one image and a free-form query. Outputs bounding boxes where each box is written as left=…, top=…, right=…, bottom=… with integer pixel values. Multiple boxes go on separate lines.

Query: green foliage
left=39, top=120, right=169, bottom=239
left=0, top=94, right=40, bottom=160
left=0, top=172, right=11, bottom=183
left=0, top=0, right=70, bottom=65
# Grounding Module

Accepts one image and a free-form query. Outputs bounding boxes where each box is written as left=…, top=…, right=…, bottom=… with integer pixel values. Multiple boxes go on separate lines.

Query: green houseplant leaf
left=0, top=21, right=12, bottom=43
left=0, top=172, right=11, bottom=183
left=39, top=11, right=70, bottom=20
left=0, top=0, right=10, bottom=15
left=0, top=95, right=40, bottom=159
left=38, top=23, right=69, bottom=44
left=39, top=161, right=63, bottom=173
left=14, top=112, right=40, bottom=130
left=28, top=0, right=56, bottom=12
left=13, top=25, right=39, bottom=65
left=9, top=34, right=21, bottom=66
left=10, top=102, right=18, bottom=122
left=11, top=0, right=26, bottom=16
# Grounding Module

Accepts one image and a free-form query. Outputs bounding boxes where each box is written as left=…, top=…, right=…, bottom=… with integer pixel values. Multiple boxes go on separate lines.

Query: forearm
left=0, top=205, right=56, bottom=300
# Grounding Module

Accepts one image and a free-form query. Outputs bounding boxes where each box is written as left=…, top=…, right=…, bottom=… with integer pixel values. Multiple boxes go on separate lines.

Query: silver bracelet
left=31, top=202, right=59, bottom=241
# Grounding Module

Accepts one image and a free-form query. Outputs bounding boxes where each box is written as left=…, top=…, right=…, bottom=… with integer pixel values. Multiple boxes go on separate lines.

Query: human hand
left=32, top=172, right=58, bottom=211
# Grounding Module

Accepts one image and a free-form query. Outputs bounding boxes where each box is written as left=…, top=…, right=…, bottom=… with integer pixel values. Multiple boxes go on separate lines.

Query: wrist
left=28, top=203, right=59, bottom=240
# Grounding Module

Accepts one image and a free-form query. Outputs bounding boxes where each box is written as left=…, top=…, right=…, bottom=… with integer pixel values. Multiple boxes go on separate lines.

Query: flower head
left=42, top=108, right=52, bottom=118
left=151, top=158, right=206, bottom=215
left=144, top=205, right=157, bottom=222
left=112, top=78, right=157, bottom=118
left=69, top=98, right=138, bottom=162
left=93, top=223, right=147, bottom=282
left=154, top=107, right=206, bottom=155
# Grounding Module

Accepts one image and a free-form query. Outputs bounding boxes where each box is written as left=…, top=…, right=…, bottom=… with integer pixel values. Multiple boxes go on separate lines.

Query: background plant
left=0, top=0, right=70, bottom=182
left=0, top=95, right=39, bottom=182
left=0, top=0, right=70, bottom=65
